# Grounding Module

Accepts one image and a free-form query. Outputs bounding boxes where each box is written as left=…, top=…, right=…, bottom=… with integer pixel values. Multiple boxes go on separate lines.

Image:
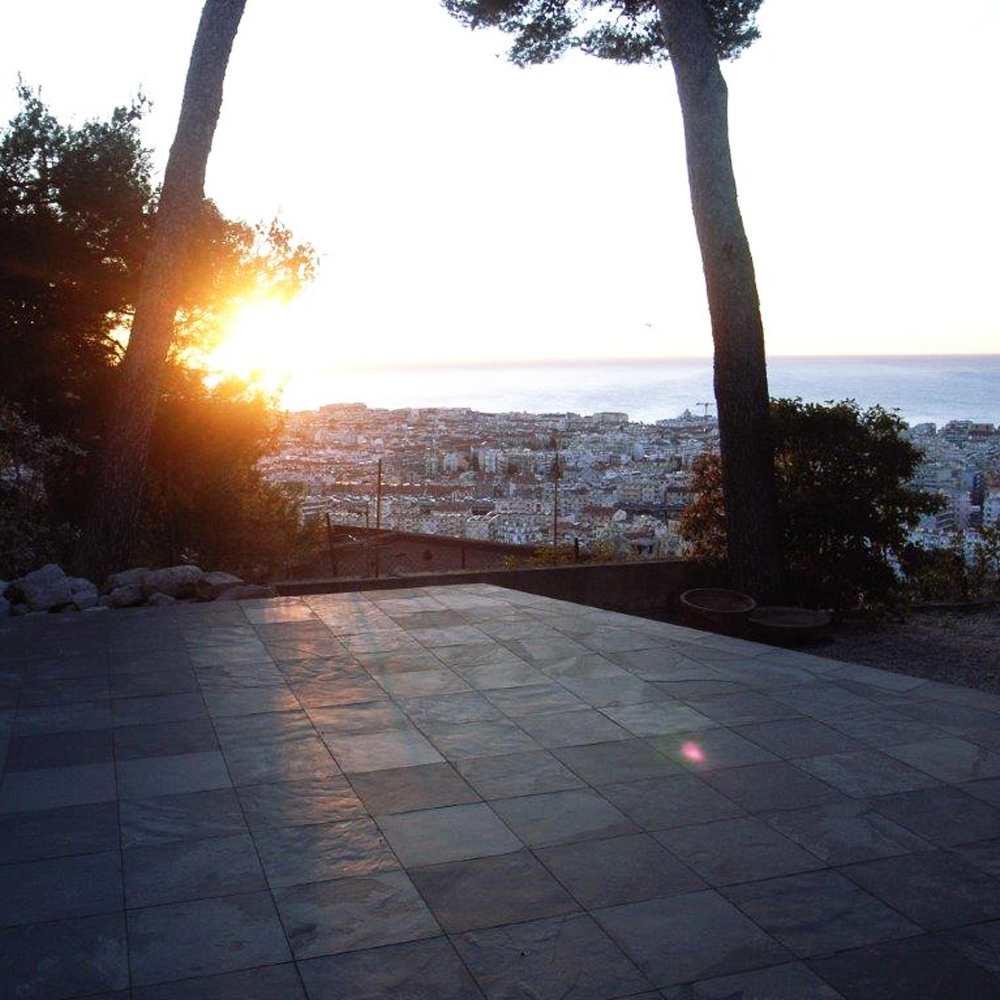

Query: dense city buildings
left=261, top=404, right=1000, bottom=563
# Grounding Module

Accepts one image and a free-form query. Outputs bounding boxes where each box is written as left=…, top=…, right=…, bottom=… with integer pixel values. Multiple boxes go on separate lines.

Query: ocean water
left=315, top=355, right=1000, bottom=426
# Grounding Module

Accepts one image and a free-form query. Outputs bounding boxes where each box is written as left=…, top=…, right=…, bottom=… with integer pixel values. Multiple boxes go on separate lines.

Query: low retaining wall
left=274, top=559, right=704, bottom=616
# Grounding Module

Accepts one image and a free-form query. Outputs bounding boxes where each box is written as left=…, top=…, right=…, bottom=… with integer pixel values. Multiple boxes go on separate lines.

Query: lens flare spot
left=681, top=741, right=704, bottom=763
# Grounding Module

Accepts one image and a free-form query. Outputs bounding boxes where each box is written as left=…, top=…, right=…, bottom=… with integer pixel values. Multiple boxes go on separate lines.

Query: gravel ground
left=822, top=605, right=1000, bottom=694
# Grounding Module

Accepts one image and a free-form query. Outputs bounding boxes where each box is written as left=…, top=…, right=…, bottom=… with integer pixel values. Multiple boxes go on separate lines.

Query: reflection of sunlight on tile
left=681, top=741, right=704, bottom=764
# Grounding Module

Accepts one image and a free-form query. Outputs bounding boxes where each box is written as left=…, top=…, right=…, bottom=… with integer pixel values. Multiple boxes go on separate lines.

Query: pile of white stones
left=0, top=563, right=276, bottom=617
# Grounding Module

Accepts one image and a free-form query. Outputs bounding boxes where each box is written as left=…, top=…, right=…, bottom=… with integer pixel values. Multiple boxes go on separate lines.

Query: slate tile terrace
left=2, top=584, right=1000, bottom=999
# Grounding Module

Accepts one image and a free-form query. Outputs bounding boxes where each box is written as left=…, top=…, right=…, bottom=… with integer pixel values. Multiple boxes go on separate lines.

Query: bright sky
left=3, top=0, right=999, bottom=407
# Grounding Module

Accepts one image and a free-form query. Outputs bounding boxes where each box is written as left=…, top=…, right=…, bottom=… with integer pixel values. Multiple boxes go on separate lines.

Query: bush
left=680, top=398, right=941, bottom=611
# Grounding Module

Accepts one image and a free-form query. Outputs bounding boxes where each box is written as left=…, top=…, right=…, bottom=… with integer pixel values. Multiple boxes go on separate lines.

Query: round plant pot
left=680, top=588, right=756, bottom=635
left=748, top=605, right=833, bottom=645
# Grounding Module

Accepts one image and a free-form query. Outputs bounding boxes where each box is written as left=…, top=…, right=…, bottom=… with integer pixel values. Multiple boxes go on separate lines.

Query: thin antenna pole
left=374, top=459, right=382, bottom=578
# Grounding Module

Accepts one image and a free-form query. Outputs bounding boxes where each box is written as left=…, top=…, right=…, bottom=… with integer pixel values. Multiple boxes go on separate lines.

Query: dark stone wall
left=275, top=558, right=704, bottom=616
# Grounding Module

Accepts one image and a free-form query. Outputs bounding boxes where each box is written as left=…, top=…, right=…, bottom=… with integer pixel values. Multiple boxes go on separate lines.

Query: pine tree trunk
left=658, top=0, right=785, bottom=601
left=75, top=0, right=246, bottom=580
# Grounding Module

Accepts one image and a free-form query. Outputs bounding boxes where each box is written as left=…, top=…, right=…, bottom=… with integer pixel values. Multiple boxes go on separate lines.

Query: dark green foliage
left=441, top=0, right=764, bottom=65
left=0, top=403, right=80, bottom=578
left=681, top=399, right=942, bottom=611
left=0, top=86, right=318, bottom=577
left=903, top=528, right=1000, bottom=604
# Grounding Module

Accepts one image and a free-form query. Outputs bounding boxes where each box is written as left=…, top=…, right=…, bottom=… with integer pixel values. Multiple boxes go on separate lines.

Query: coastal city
left=260, top=402, right=1000, bottom=561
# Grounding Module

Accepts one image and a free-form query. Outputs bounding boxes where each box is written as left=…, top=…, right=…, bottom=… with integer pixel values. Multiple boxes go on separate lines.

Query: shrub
left=680, top=398, right=941, bottom=611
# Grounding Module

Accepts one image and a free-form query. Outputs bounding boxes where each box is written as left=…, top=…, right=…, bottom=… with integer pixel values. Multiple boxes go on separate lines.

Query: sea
left=312, top=355, right=1000, bottom=427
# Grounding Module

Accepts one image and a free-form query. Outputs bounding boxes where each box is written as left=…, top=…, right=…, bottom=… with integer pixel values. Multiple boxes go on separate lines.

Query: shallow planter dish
left=749, top=605, right=832, bottom=644
left=680, top=588, right=756, bottom=634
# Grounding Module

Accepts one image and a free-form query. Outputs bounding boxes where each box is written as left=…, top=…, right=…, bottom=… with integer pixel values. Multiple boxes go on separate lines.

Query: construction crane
left=696, top=401, right=713, bottom=419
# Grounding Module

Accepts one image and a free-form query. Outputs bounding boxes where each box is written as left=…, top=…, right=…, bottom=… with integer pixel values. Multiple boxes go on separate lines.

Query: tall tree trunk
left=658, top=0, right=785, bottom=601
left=74, top=0, right=246, bottom=579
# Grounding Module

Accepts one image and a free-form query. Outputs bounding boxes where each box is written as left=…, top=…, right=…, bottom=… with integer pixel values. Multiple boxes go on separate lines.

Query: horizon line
left=330, top=352, right=1000, bottom=372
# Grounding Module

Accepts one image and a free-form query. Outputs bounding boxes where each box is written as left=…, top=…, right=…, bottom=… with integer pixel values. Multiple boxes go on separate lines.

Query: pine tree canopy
left=441, top=0, right=764, bottom=66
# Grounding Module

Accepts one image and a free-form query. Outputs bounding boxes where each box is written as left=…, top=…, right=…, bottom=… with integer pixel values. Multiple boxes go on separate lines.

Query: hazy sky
left=3, top=0, right=998, bottom=392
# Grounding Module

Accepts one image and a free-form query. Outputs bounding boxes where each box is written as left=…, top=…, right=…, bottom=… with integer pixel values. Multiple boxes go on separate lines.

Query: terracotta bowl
left=680, top=588, right=756, bottom=633
left=749, top=605, right=833, bottom=644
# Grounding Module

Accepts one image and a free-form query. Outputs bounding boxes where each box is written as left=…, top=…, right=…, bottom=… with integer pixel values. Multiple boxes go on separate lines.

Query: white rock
left=68, top=577, right=99, bottom=611
left=141, top=565, right=203, bottom=599
left=147, top=592, right=177, bottom=606
left=18, top=563, right=72, bottom=611
left=103, top=567, right=151, bottom=594
left=195, top=571, right=244, bottom=601
left=108, top=584, right=144, bottom=608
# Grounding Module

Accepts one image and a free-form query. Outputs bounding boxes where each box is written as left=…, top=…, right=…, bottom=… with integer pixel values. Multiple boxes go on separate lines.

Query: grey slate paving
left=5, top=584, right=1000, bottom=1000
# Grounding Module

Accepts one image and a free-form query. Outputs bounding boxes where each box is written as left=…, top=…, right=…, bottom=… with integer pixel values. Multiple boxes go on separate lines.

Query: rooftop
left=2, top=584, right=1000, bottom=999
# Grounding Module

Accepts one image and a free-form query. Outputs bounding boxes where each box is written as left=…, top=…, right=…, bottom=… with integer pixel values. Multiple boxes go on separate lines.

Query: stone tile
left=244, top=603, right=317, bottom=625
left=702, top=762, right=847, bottom=813
left=603, top=700, right=716, bottom=737
left=516, top=709, right=629, bottom=749
left=117, top=749, right=232, bottom=800
left=538, top=832, right=705, bottom=907
left=686, top=691, right=798, bottom=726
left=651, top=727, right=778, bottom=771
left=133, top=962, right=306, bottom=999
left=292, top=674, right=388, bottom=708
left=795, top=750, right=941, bottom=798
left=110, top=667, right=199, bottom=699
left=491, top=788, right=636, bottom=848
left=202, top=684, right=302, bottom=718
left=808, top=934, right=1000, bottom=1000
left=453, top=912, right=651, bottom=1000
left=276, top=655, right=359, bottom=684
left=658, top=816, right=824, bottom=886
left=0, top=912, right=128, bottom=999
left=895, top=699, right=1000, bottom=735
left=306, top=700, right=408, bottom=734
left=350, top=761, right=479, bottom=814
left=0, top=800, right=119, bottom=863
left=114, top=718, right=219, bottom=760
left=454, top=749, right=585, bottom=799
left=503, top=636, right=592, bottom=665
left=425, top=718, right=540, bottom=759
left=215, top=710, right=340, bottom=785
left=19, top=675, right=109, bottom=707
left=939, top=920, right=1000, bottom=979
left=735, top=717, right=861, bottom=759
left=456, top=660, right=551, bottom=690
left=3, top=729, right=113, bottom=771
left=559, top=674, right=668, bottom=707
left=129, top=890, right=291, bottom=985
left=824, top=707, right=947, bottom=748
left=188, top=640, right=273, bottom=667
left=661, top=961, right=845, bottom=999
left=195, top=661, right=288, bottom=689
left=411, top=849, right=579, bottom=932
left=377, top=802, right=522, bottom=865
left=324, top=727, right=443, bottom=773
left=339, top=630, right=421, bottom=655
left=0, top=761, right=116, bottom=812
left=962, top=776, right=1000, bottom=807
left=881, top=737, right=1000, bottom=784
left=376, top=668, right=471, bottom=699
left=360, top=648, right=452, bottom=675
left=554, top=738, right=679, bottom=784
left=409, top=625, right=490, bottom=648
left=123, top=833, right=265, bottom=907
left=538, top=652, right=628, bottom=682
left=237, top=774, right=365, bottom=831
left=722, top=870, right=918, bottom=958
left=273, top=869, right=439, bottom=959
left=955, top=838, right=1000, bottom=878
left=399, top=691, right=503, bottom=726
left=867, top=786, right=1000, bottom=846
left=254, top=816, right=397, bottom=887
left=120, top=787, right=248, bottom=848
left=594, top=889, right=789, bottom=988
left=763, top=800, right=933, bottom=865
left=600, top=773, right=745, bottom=830
left=483, top=683, right=587, bottom=717
left=0, top=849, right=122, bottom=927
left=112, top=691, right=208, bottom=727
left=13, top=699, right=112, bottom=734
left=298, top=937, right=482, bottom=1000
left=841, top=850, right=1000, bottom=929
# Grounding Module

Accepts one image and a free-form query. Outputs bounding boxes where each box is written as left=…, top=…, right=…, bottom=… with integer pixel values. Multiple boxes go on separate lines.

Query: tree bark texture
left=75, top=0, right=247, bottom=579
left=658, top=0, right=786, bottom=601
